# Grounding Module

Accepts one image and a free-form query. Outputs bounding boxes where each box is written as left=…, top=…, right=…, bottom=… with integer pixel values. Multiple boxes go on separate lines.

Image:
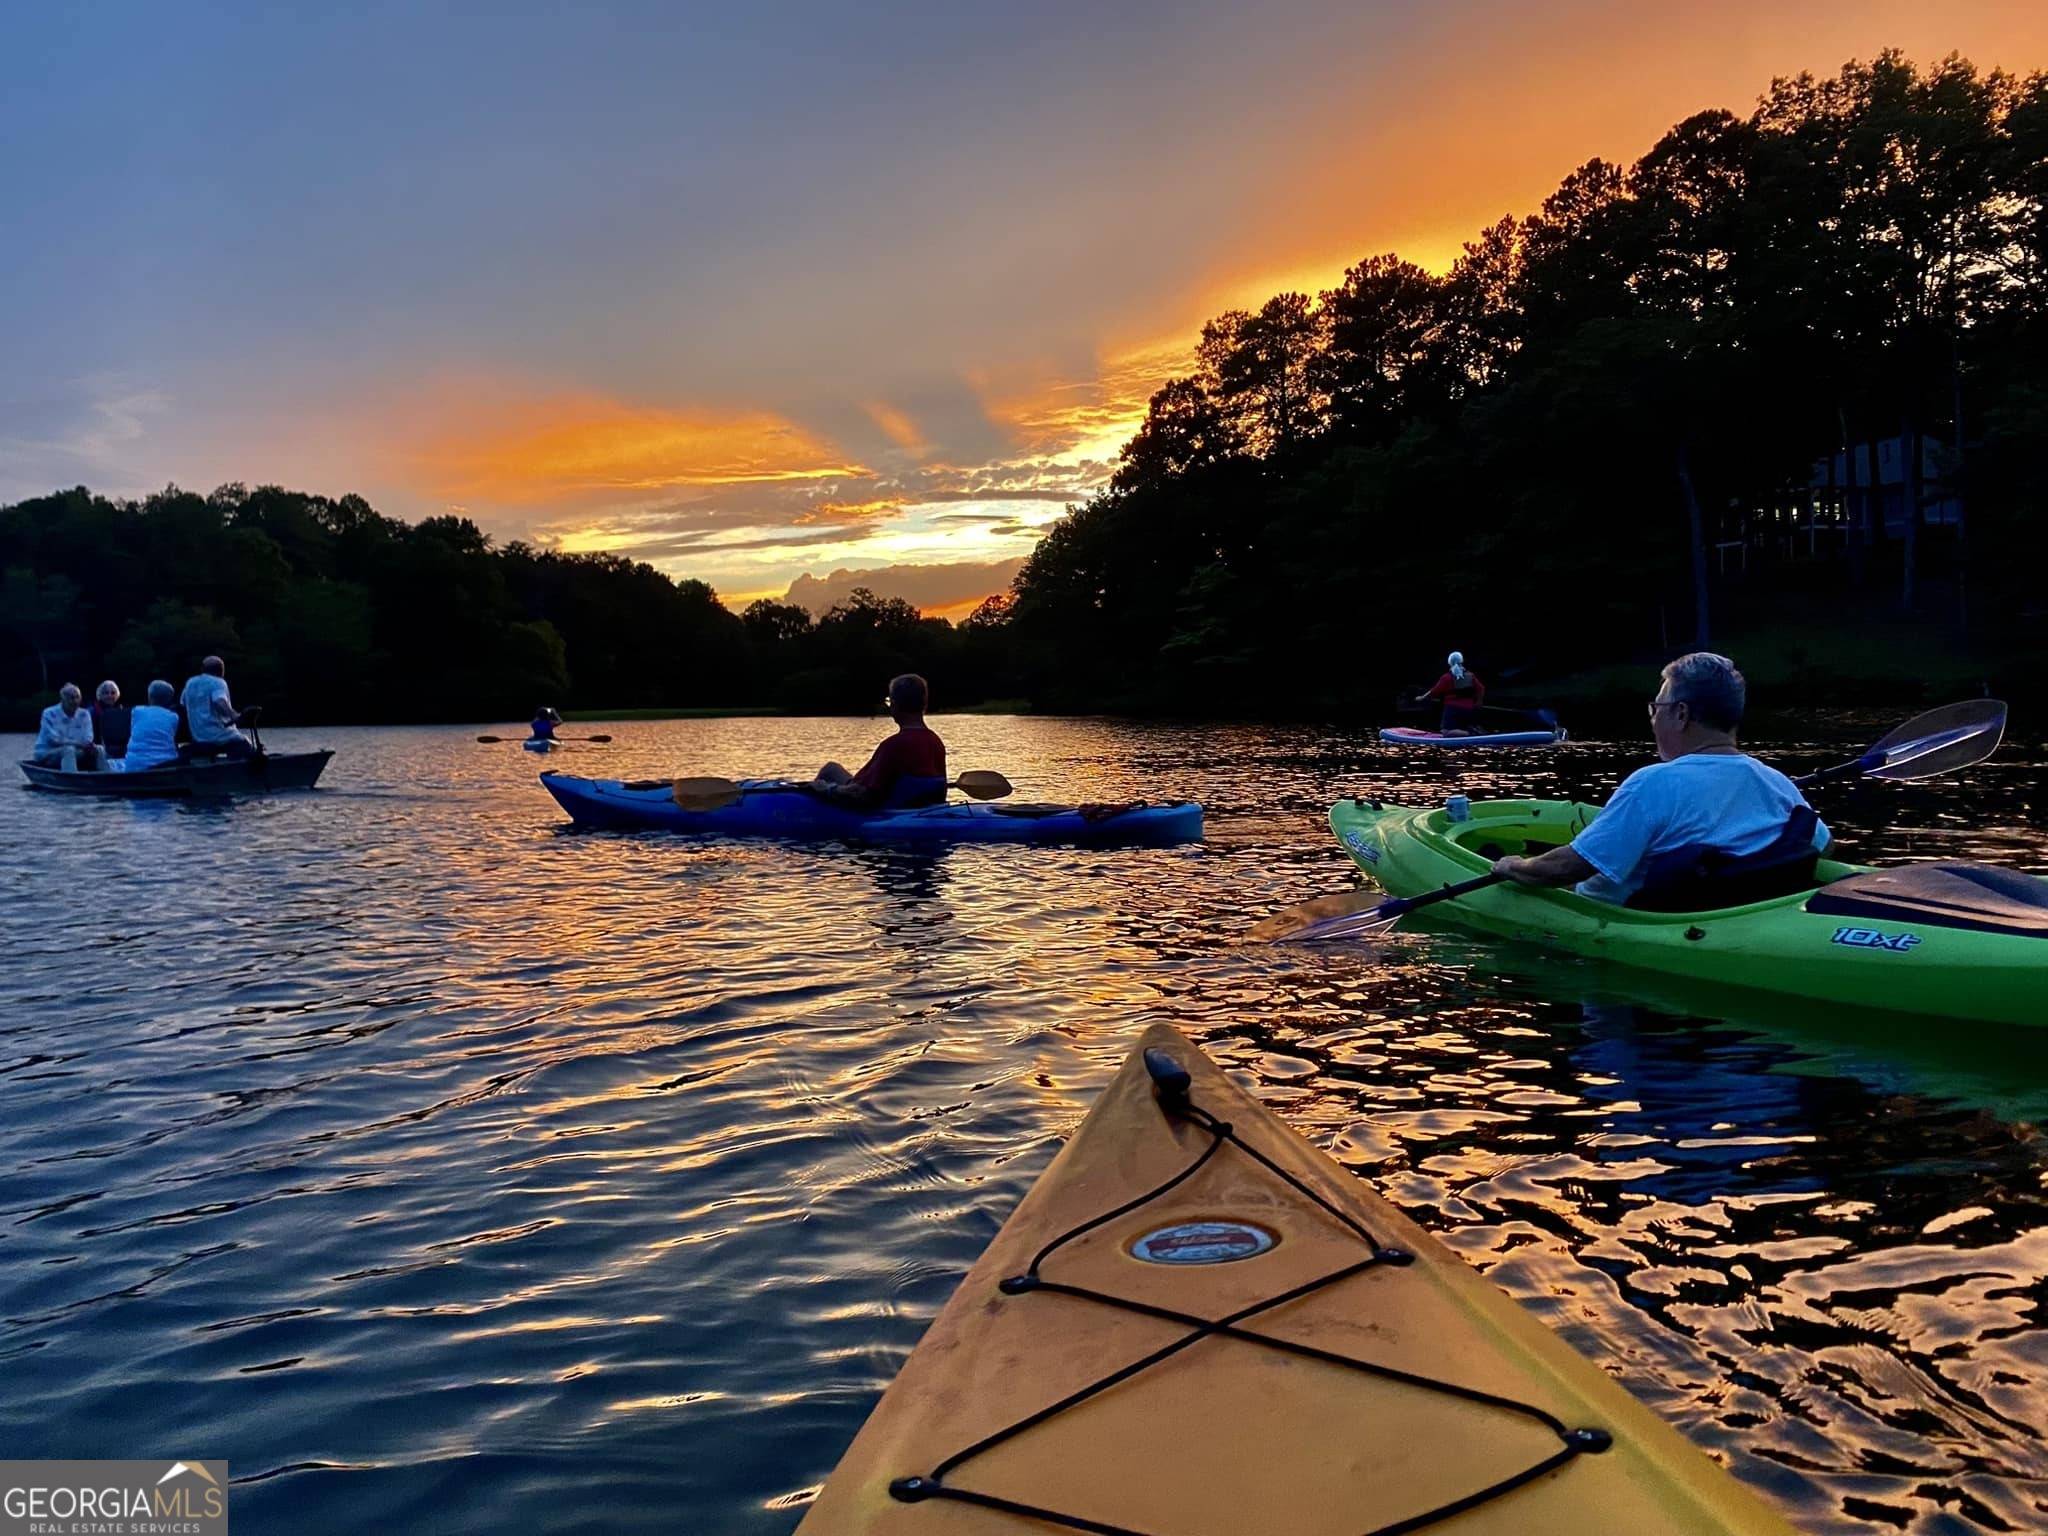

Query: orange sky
left=9, top=2, right=2047, bottom=617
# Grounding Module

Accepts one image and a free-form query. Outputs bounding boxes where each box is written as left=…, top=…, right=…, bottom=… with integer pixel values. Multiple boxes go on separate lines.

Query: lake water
left=3, top=714, right=2045, bottom=1534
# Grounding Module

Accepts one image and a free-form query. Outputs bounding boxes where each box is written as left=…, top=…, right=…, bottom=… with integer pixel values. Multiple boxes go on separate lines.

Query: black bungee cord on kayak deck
left=888, top=1047, right=1614, bottom=1536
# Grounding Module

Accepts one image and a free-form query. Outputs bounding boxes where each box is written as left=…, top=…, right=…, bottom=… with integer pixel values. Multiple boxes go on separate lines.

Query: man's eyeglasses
left=1646, top=698, right=1684, bottom=719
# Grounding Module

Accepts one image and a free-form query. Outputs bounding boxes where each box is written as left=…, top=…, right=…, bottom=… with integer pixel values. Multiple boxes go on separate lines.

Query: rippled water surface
left=4, top=715, right=2047, bottom=1534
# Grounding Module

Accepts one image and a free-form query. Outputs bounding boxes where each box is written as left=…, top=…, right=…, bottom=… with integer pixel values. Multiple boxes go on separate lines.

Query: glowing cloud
left=797, top=498, right=904, bottom=525
left=391, top=385, right=867, bottom=506
left=863, top=401, right=933, bottom=460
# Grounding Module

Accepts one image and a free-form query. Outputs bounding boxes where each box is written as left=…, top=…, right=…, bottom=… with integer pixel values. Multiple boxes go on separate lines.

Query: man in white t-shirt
left=33, top=683, right=101, bottom=767
left=1490, top=652, right=1830, bottom=906
left=181, top=655, right=255, bottom=757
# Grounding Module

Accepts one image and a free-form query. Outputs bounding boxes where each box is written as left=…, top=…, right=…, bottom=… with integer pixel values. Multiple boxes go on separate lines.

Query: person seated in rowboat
left=530, top=706, right=561, bottom=741
left=811, top=673, right=947, bottom=808
left=180, top=656, right=256, bottom=759
left=115, top=681, right=184, bottom=772
left=91, top=680, right=131, bottom=760
left=1488, top=652, right=1832, bottom=909
left=33, top=684, right=102, bottom=769
left=1417, top=652, right=1484, bottom=734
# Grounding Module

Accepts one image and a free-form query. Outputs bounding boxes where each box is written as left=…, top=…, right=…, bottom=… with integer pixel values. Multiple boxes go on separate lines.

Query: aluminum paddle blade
left=1250, top=889, right=1399, bottom=944
left=1863, top=699, right=2006, bottom=781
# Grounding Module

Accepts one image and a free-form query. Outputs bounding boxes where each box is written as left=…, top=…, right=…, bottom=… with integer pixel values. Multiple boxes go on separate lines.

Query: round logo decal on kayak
left=1129, top=1220, right=1277, bottom=1265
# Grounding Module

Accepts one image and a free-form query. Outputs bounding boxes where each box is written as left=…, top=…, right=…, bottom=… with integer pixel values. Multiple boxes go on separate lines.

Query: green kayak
left=1331, top=798, right=2048, bottom=1028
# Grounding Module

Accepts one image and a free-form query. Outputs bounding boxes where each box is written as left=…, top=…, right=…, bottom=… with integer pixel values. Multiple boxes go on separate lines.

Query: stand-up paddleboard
left=1381, top=725, right=1563, bottom=748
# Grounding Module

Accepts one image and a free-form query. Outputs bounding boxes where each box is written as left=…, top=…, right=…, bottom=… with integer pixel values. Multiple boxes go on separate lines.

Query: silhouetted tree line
left=8, top=53, right=2045, bottom=726
left=0, top=483, right=1018, bottom=724
left=1001, top=52, right=2048, bottom=712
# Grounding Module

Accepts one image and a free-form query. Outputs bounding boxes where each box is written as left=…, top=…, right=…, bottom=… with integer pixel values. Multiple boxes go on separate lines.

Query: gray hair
left=1661, top=651, right=1745, bottom=731
left=148, top=680, right=176, bottom=707
left=96, top=680, right=120, bottom=703
left=58, top=682, right=82, bottom=704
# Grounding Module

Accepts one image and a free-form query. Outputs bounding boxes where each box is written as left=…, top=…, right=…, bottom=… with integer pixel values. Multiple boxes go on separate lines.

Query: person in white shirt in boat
left=180, top=655, right=256, bottom=759
left=116, top=681, right=184, bottom=772
left=1488, top=652, right=1831, bottom=909
left=33, top=684, right=102, bottom=769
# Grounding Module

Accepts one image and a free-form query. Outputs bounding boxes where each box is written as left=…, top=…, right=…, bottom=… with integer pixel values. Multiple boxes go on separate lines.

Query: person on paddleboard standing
left=812, top=673, right=947, bottom=808
left=1417, top=651, right=1485, bottom=734
left=1488, top=652, right=1832, bottom=908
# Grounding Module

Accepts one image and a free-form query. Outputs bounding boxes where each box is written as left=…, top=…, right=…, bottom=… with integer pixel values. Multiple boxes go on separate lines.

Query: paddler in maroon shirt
left=811, top=673, right=948, bottom=809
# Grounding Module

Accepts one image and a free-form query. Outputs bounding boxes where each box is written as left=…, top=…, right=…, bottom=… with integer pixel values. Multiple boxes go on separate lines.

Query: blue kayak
left=540, top=773, right=1204, bottom=845
left=1380, top=726, right=1562, bottom=748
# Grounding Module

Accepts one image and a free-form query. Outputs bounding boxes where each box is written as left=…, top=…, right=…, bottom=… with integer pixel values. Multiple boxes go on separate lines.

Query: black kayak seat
left=1626, top=807, right=1821, bottom=913
left=1805, top=862, right=2048, bottom=938
left=880, top=774, right=948, bottom=810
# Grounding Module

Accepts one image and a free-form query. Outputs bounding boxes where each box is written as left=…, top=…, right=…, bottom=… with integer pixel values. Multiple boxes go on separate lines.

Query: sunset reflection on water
left=1, top=713, right=2043, bottom=1534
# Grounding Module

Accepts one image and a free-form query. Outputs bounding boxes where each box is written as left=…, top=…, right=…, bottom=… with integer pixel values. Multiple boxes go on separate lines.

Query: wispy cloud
left=388, top=381, right=868, bottom=506
left=0, top=375, right=170, bottom=498
left=796, top=497, right=904, bottom=525
left=556, top=524, right=866, bottom=562
left=863, top=400, right=931, bottom=460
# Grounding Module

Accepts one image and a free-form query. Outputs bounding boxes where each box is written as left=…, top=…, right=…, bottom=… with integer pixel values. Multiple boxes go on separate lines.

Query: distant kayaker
left=812, top=674, right=947, bottom=808
left=180, top=656, right=255, bottom=758
left=91, top=680, right=131, bottom=759
left=531, top=706, right=562, bottom=742
left=1489, top=652, right=1831, bottom=908
left=33, top=684, right=101, bottom=769
left=117, top=681, right=184, bottom=772
left=1418, top=652, right=1485, bottom=735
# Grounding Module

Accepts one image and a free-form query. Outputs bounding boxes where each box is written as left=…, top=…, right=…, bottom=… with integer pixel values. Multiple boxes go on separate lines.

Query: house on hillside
left=1809, top=436, right=1961, bottom=535
left=1709, top=435, right=1962, bottom=577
